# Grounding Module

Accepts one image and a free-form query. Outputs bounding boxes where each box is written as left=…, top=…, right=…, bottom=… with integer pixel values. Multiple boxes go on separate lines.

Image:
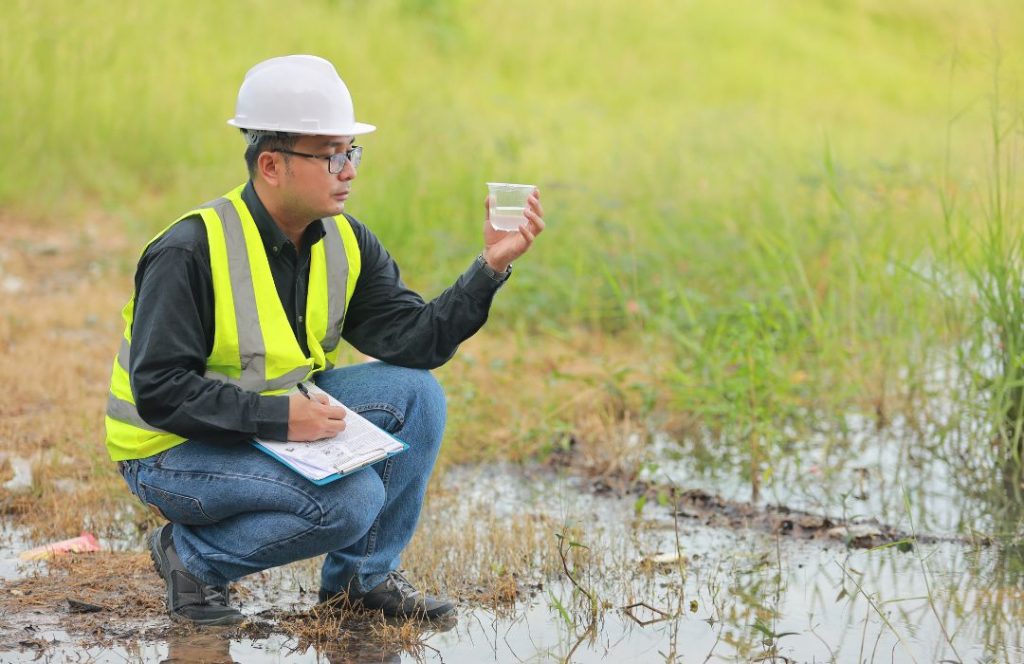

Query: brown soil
left=0, top=552, right=169, bottom=652
left=0, top=550, right=450, bottom=660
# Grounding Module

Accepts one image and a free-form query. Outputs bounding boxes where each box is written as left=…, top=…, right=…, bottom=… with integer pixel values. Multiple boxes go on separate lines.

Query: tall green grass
left=4, top=0, right=1024, bottom=494
left=938, top=71, right=1024, bottom=521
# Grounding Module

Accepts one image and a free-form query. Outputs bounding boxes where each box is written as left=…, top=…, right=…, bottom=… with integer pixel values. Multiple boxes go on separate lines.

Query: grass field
left=3, top=0, right=1024, bottom=533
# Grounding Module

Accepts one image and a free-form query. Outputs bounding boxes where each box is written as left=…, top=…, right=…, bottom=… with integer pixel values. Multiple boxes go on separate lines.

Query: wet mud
left=623, top=481, right=958, bottom=549
left=0, top=548, right=452, bottom=663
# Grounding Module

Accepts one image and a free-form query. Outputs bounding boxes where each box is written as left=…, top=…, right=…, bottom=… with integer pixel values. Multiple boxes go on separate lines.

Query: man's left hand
left=482, top=188, right=545, bottom=273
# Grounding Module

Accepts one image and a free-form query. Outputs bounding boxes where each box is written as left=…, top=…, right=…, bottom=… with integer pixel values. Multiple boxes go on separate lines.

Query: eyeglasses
left=272, top=146, right=362, bottom=174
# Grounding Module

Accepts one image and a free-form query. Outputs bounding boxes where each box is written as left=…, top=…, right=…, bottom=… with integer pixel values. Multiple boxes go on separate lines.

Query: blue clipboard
left=252, top=380, right=410, bottom=485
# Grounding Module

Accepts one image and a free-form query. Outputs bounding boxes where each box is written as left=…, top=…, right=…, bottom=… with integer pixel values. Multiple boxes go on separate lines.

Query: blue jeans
left=118, top=363, right=446, bottom=595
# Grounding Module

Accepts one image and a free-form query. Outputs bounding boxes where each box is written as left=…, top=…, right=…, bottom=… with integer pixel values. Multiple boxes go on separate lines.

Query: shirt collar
left=242, top=181, right=327, bottom=256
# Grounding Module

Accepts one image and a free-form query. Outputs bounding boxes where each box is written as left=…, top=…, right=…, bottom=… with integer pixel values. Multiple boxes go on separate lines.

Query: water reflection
left=133, top=629, right=406, bottom=664
left=648, top=409, right=1024, bottom=544
left=161, top=633, right=236, bottom=664
left=2, top=464, right=1024, bottom=662
left=314, top=642, right=402, bottom=664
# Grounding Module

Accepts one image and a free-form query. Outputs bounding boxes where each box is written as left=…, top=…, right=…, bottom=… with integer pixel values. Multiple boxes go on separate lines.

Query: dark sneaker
left=148, top=524, right=244, bottom=626
left=318, top=570, right=456, bottom=620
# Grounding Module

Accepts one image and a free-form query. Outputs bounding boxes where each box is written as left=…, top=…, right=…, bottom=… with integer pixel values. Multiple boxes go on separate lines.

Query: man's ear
left=258, top=151, right=283, bottom=186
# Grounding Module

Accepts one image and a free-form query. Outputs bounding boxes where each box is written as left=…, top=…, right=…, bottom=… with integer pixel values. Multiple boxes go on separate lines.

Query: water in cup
left=487, top=182, right=534, bottom=232
left=490, top=206, right=527, bottom=231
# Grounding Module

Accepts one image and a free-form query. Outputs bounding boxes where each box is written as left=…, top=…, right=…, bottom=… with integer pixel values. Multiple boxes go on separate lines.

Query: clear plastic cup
left=487, top=182, right=534, bottom=231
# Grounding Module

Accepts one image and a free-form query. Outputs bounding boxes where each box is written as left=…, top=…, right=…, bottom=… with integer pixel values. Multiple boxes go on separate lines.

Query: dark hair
left=242, top=130, right=301, bottom=178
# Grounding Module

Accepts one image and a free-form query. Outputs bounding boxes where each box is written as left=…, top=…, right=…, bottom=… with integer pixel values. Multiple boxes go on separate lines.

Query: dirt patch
left=0, top=552, right=169, bottom=652
left=0, top=550, right=453, bottom=660
left=615, top=479, right=958, bottom=549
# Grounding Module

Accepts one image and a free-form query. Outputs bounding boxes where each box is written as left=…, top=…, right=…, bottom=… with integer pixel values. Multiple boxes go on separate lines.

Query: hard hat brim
left=227, top=119, right=377, bottom=136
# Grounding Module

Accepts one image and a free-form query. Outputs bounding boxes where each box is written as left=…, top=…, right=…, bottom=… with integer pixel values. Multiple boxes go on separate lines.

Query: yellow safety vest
left=104, top=184, right=362, bottom=461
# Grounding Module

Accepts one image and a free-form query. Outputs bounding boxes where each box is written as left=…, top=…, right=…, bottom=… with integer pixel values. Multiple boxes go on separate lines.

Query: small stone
left=642, top=552, right=686, bottom=566
left=67, top=599, right=105, bottom=613
left=827, top=524, right=882, bottom=540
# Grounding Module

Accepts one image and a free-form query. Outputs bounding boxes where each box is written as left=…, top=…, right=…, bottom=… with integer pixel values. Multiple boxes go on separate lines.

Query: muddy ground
left=0, top=463, right=952, bottom=663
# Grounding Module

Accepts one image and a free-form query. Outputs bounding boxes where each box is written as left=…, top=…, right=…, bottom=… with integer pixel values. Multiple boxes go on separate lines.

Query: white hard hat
left=227, top=55, right=376, bottom=136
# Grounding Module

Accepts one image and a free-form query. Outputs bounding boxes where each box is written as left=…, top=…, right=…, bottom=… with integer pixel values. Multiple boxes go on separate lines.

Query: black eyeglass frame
left=272, top=146, right=362, bottom=174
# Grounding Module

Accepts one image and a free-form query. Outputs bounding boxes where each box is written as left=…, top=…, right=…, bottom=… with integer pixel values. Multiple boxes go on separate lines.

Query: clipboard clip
left=334, top=447, right=389, bottom=474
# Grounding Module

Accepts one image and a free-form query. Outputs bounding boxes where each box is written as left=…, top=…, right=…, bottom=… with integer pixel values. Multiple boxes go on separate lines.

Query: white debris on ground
left=0, top=452, right=33, bottom=492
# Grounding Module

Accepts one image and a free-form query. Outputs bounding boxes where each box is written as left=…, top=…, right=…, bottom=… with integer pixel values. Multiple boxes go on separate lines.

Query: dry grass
left=0, top=551, right=169, bottom=651
left=0, top=211, right=135, bottom=539
left=0, top=549, right=447, bottom=659
left=1, top=552, right=164, bottom=619
left=273, top=604, right=446, bottom=662
left=400, top=478, right=567, bottom=600
left=434, top=326, right=675, bottom=476
left=280, top=602, right=444, bottom=659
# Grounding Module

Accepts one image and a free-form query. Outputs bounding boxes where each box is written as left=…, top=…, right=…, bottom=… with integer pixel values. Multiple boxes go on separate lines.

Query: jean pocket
left=138, top=481, right=217, bottom=525
left=148, top=449, right=171, bottom=469
left=118, top=460, right=137, bottom=492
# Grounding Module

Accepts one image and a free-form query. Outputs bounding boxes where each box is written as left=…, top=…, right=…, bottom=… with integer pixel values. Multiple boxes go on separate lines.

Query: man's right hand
left=287, top=393, right=347, bottom=441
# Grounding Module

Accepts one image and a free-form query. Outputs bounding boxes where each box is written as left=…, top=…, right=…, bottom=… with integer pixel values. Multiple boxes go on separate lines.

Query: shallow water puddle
left=1, top=464, right=1022, bottom=662
left=643, top=413, right=976, bottom=536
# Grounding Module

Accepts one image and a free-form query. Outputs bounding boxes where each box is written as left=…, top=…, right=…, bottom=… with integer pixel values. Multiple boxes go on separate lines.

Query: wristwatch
left=476, top=253, right=512, bottom=283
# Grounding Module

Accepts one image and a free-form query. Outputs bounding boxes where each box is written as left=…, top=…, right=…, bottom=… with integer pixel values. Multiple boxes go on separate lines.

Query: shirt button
left=298, top=315, right=304, bottom=324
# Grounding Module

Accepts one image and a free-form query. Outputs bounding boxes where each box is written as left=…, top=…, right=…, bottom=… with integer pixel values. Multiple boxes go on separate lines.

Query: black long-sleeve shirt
left=128, top=181, right=508, bottom=444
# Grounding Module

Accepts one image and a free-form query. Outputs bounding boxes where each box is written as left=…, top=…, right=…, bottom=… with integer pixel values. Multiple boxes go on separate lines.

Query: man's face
left=278, top=134, right=358, bottom=220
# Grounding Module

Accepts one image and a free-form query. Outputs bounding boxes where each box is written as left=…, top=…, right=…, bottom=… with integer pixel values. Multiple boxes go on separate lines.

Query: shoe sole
left=169, top=611, right=245, bottom=627
left=350, top=596, right=457, bottom=621
left=319, top=598, right=456, bottom=623
left=148, top=526, right=244, bottom=627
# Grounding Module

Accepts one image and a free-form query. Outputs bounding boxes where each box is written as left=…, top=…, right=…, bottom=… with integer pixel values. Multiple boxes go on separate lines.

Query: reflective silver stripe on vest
left=205, top=364, right=310, bottom=392
left=117, top=336, right=131, bottom=372
left=211, top=197, right=269, bottom=393
left=320, top=216, right=350, bottom=356
left=106, top=393, right=162, bottom=432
